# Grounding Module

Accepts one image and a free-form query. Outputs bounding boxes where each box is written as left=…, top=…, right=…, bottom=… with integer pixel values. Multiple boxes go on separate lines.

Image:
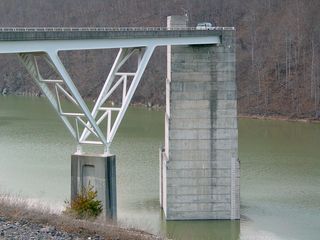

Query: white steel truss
left=18, top=46, right=155, bottom=154
left=7, top=32, right=221, bottom=154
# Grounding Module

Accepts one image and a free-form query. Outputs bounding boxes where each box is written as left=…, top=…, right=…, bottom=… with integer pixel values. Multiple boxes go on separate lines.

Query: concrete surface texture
left=71, top=154, right=117, bottom=220
left=160, top=15, right=239, bottom=220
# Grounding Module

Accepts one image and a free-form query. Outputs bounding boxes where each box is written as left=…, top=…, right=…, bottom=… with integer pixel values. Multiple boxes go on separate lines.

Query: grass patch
left=64, top=185, right=103, bottom=220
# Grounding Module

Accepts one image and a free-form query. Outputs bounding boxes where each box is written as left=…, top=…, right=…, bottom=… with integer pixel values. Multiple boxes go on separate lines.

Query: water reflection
left=1, top=96, right=320, bottom=240
left=161, top=215, right=240, bottom=240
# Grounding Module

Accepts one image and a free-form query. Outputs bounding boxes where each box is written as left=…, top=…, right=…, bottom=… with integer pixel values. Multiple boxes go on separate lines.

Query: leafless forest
left=0, top=0, right=320, bottom=118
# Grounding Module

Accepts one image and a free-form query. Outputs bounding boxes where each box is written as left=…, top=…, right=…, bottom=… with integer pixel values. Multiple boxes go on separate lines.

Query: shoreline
left=238, top=114, right=320, bottom=124
left=1, top=94, right=319, bottom=123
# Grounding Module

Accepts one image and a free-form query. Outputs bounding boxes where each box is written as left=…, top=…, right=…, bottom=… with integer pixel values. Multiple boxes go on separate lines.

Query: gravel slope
left=0, top=198, right=160, bottom=240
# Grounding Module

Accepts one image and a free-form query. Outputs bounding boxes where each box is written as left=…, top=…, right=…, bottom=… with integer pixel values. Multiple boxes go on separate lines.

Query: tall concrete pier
left=160, top=16, right=240, bottom=220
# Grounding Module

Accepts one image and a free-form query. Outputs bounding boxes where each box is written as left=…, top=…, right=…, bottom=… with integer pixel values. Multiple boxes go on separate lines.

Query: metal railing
left=0, top=27, right=235, bottom=32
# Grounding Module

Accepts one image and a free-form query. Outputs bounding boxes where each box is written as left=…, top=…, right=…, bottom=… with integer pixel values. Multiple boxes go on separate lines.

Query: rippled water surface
left=1, top=96, right=320, bottom=240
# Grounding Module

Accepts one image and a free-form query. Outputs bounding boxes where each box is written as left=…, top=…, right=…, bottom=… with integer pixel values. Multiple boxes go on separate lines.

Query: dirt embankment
left=0, top=196, right=161, bottom=240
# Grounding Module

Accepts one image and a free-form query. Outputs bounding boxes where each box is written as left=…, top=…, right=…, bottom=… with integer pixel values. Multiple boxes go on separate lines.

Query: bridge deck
left=0, top=27, right=233, bottom=41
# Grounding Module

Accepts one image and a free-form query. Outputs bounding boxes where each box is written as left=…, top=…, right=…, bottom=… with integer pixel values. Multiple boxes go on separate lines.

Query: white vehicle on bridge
left=196, top=22, right=214, bottom=30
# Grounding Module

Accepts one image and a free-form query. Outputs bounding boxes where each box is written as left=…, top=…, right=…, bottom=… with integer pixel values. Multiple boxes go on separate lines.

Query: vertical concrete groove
left=209, top=47, right=218, bottom=215
left=230, top=155, right=236, bottom=219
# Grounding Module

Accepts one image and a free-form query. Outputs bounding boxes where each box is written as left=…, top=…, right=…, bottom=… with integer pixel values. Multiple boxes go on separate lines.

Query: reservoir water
left=0, top=96, right=320, bottom=240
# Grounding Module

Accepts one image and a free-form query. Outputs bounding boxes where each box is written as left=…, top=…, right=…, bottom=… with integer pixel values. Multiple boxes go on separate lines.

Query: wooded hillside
left=0, top=0, right=319, bottom=118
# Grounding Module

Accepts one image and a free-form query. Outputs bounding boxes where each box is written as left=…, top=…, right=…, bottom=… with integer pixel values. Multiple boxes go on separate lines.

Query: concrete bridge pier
left=71, top=153, right=117, bottom=219
left=160, top=16, right=240, bottom=220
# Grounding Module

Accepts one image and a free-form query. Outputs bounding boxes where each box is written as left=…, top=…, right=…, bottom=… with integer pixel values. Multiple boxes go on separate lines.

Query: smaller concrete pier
left=71, top=154, right=117, bottom=219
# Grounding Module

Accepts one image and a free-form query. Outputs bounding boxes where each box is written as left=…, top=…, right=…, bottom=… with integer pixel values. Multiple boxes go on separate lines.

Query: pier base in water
left=71, top=153, right=117, bottom=219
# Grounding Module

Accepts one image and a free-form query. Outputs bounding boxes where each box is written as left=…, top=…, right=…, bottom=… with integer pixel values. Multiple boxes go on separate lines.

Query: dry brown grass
left=0, top=194, right=162, bottom=240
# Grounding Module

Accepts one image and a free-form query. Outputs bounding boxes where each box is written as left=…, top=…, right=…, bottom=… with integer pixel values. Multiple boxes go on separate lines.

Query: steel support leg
left=80, top=48, right=137, bottom=142
left=79, top=46, right=155, bottom=150
left=108, top=46, right=155, bottom=143
left=47, top=51, right=108, bottom=146
left=18, top=53, right=77, bottom=139
left=17, top=45, right=155, bottom=153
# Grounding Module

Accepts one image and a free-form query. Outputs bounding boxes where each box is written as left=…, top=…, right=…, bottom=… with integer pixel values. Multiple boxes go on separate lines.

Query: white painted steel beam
left=79, top=46, right=156, bottom=152
left=108, top=46, right=155, bottom=144
left=80, top=48, right=137, bottom=143
left=18, top=52, right=109, bottom=152
left=17, top=53, right=77, bottom=139
left=16, top=46, right=157, bottom=153
left=47, top=51, right=108, bottom=146
left=0, top=36, right=220, bottom=54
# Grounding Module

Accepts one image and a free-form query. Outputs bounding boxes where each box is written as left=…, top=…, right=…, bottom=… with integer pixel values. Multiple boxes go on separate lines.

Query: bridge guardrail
left=0, top=27, right=235, bottom=32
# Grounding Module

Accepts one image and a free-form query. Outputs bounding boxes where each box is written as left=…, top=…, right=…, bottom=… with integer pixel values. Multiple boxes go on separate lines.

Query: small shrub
left=64, top=184, right=103, bottom=219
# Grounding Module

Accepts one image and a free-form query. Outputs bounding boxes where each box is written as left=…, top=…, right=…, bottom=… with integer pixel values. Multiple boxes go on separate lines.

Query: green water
left=0, top=96, right=320, bottom=240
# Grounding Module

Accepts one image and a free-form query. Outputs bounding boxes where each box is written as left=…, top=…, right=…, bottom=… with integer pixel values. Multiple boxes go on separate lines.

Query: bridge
left=0, top=26, right=224, bottom=152
left=0, top=16, right=239, bottom=221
